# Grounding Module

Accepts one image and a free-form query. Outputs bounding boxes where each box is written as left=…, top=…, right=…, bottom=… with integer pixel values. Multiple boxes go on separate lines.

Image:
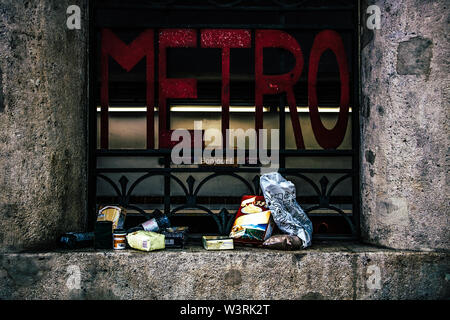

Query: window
left=89, top=0, right=360, bottom=240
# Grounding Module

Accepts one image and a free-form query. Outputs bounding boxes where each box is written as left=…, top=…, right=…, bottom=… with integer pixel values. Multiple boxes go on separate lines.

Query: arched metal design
left=305, top=205, right=356, bottom=236
left=282, top=173, right=322, bottom=197
left=271, top=0, right=309, bottom=8
left=326, top=174, right=352, bottom=198
left=97, top=174, right=122, bottom=198
left=126, top=172, right=189, bottom=199
left=207, top=0, right=245, bottom=8
left=193, top=172, right=255, bottom=196
left=96, top=170, right=356, bottom=237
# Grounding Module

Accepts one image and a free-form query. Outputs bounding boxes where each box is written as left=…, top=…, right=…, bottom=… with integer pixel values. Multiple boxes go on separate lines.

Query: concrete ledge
left=0, top=242, right=448, bottom=300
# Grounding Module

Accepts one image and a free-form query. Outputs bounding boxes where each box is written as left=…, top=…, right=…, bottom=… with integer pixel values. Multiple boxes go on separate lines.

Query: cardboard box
left=202, top=236, right=234, bottom=250
left=229, top=195, right=275, bottom=245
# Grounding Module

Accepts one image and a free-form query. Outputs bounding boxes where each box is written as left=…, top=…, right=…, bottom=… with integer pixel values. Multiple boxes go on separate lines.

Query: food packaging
left=262, top=234, right=303, bottom=250
left=260, top=172, right=313, bottom=248
left=229, top=195, right=275, bottom=245
left=202, top=236, right=234, bottom=250
left=96, top=205, right=127, bottom=230
left=161, top=226, right=189, bottom=248
left=126, top=230, right=165, bottom=252
left=113, top=229, right=127, bottom=250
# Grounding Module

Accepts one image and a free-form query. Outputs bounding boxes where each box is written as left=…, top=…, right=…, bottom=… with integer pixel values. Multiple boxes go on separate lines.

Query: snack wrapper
left=96, top=205, right=126, bottom=230
left=126, top=230, right=165, bottom=252
left=229, top=195, right=275, bottom=245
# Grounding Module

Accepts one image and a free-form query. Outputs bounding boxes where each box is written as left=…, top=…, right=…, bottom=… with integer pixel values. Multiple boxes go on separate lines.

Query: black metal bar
left=95, top=167, right=354, bottom=174
left=279, top=11, right=286, bottom=169
left=312, top=234, right=357, bottom=241
left=95, top=149, right=354, bottom=157
left=94, top=2, right=356, bottom=12
left=87, top=0, right=97, bottom=231
left=352, top=0, right=361, bottom=239
left=94, top=23, right=356, bottom=31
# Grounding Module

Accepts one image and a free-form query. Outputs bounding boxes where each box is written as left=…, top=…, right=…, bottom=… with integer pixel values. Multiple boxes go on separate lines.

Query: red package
left=229, top=195, right=275, bottom=245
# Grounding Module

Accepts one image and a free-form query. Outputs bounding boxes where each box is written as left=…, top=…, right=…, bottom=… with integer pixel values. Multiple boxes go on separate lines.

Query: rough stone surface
left=397, top=37, right=433, bottom=76
left=360, top=0, right=450, bottom=250
left=0, top=0, right=88, bottom=252
left=0, top=244, right=448, bottom=300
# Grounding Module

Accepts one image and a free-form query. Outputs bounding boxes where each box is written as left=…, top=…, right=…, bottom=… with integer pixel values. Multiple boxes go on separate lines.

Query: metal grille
left=88, top=0, right=360, bottom=240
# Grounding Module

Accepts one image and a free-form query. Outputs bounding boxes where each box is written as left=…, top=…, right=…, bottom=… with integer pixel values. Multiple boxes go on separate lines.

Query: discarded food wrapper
left=161, top=226, right=189, bottom=248
left=126, top=230, right=165, bottom=252
left=202, top=236, right=234, bottom=250
left=262, top=234, right=303, bottom=250
left=260, top=172, right=313, bottom=248
left=229, top=195, right=275, bottom=245
left=97, top=205, right=127, bottom=230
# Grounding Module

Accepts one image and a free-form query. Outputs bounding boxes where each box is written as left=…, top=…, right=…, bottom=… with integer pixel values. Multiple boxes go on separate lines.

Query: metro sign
left=100, top=28, right=350, bottom=150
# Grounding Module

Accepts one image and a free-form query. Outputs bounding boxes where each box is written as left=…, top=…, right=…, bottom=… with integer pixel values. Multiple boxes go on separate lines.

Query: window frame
left=87, top=0, right=361, bottom=241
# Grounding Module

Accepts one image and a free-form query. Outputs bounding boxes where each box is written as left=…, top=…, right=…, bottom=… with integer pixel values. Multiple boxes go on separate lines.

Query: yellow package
left=97, top=205, right=126, bottom=230
left=126, top=231, right=165, bottom=252
left=202, top=236, right=234, bottom=250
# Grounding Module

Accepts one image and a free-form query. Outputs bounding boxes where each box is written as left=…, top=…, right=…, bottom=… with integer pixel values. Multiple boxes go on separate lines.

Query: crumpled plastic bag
left=260, top=172, right=313, bottom=248
left=262, top=235, right=303, bottom=250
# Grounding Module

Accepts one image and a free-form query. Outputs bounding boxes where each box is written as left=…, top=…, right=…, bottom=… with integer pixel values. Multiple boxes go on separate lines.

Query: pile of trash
left=59, top=172, right=313, bottom=252
left=59, top=207, right=188, bottom=252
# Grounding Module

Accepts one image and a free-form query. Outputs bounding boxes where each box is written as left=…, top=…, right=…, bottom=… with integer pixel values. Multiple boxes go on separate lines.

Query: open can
left=113, top=229, right=127, bottom=250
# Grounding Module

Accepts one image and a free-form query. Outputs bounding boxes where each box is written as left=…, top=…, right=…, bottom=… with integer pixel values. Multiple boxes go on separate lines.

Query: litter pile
left=58, top=172, right=313, bottom=252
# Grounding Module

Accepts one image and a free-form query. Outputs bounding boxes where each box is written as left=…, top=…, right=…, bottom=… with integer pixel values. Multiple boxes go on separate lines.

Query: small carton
left=229, top=195, right=275, bottom=245
left=96, top=205, right=126, bottom=230
left=202, top=236, right=234, bottom=250
left=161, top=226, right=189, bottom=249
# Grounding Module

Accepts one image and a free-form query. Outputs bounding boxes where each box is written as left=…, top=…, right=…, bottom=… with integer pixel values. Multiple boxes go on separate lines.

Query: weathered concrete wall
left=360, top=0, right=450, bottom=250
left=0, top=244, right=448, bottom=300
left=0, top=0, right=88, bottom=252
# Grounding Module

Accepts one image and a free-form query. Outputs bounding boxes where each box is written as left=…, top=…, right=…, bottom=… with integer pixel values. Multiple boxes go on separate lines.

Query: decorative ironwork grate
left=88, top=0, right=360, bottom=240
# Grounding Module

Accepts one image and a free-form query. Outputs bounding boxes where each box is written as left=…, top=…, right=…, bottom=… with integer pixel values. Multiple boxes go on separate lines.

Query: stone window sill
left=1, top=241, right=448, bottom=299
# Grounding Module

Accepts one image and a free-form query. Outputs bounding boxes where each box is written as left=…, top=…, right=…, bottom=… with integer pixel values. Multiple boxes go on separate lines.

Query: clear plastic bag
left=260, top=172, right=313, bottom=248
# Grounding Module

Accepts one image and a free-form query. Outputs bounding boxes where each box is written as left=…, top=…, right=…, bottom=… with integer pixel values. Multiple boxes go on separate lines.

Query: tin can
left=113, top=229, right=127, bottom=250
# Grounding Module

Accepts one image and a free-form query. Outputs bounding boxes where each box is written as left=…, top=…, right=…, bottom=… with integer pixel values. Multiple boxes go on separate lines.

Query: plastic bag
left=260, top=172, right=313, bottom=248
left=262, top=235, right=303, bottom=250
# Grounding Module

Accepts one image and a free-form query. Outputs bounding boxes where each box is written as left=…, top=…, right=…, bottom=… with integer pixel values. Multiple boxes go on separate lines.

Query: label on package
left=229, top=195, right=274, bottom=245
left=142, top=219, right=158, bottom=232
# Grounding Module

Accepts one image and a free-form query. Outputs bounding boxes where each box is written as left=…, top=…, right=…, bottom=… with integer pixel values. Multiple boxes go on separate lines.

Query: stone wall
left=360, top=0, right=449, bottom=250
left=0, top=244, right=448, bottom=300
left=0, top=0, right=88, bottom=252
